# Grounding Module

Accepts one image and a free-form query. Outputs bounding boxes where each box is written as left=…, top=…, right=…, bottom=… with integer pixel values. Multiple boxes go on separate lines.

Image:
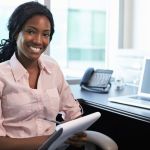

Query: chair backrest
left=84, top=130, right=118, bottom=150
left=39, top=129, right=118, bottom=150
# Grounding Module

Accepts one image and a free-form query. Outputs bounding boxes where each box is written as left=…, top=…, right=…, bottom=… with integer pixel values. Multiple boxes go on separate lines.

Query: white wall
left=132, top=0, right=150, bottom=50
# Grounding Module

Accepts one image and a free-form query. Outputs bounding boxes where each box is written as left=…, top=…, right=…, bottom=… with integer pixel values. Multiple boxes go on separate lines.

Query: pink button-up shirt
left=0, top=54, right=82, bottom=138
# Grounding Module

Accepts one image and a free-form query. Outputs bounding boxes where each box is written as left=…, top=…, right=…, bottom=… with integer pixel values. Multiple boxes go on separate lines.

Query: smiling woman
left=0, top=0, right=53, bottom=63
left=15, top=15, right=51, bottom=88
left=16, top=15, right=51, bottom=62
left=0, top=1, right=83, bottom=150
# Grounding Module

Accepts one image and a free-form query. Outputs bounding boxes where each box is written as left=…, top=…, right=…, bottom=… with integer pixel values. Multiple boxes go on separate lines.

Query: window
left=67, top=9, right=106, bottom=63
left=49, top=0, right=116, bottom=77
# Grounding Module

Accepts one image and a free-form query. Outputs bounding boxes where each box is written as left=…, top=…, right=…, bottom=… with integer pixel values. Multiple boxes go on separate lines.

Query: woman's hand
left=65, top=132, right=87, bottom=148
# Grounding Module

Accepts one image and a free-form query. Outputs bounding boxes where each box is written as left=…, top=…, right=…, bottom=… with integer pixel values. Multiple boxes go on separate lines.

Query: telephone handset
left=80, top=68, right=113, bottom=93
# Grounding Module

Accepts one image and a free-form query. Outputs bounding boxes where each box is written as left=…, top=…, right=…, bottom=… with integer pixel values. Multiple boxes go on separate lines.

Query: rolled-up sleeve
left=61, top=85, right=82, bottom=121
left=57, top=68, right=83, bottom=121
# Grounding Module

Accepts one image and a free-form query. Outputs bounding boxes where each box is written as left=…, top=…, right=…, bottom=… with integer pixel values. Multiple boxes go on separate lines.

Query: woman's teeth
left=30, top=46, right=41, bottom=52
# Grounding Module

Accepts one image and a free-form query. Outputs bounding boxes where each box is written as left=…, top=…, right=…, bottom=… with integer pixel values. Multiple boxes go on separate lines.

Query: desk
left=70, top=84, right=150, bottom=150
left=71, top=84, right=150, bottom=123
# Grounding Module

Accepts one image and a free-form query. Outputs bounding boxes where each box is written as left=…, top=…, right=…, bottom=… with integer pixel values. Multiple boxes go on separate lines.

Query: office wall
left=132, top=0, right=150, bottom=50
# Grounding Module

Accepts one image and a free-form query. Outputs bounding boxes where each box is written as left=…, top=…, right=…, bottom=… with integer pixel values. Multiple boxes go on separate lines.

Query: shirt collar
left=38, top=55, right=52, bottom=74
left=9, top=54, right=52, bottom=81
left=10, top=54, right=27, bottom=81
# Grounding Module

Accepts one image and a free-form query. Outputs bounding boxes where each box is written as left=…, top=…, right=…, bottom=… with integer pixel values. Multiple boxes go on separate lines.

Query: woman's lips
left=30, top=46, right=42, bottom=53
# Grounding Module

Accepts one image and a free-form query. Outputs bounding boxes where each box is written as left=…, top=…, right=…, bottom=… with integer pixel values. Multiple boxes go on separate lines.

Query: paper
left=39, top=112, right=101, bottom=150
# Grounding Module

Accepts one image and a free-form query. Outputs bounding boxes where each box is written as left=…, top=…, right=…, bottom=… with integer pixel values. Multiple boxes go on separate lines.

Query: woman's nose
left=34, top=34, right=42, bottom=44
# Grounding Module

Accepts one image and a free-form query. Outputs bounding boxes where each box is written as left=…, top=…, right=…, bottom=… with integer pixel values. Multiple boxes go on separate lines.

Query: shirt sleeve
left=56, top=67, right=83, bottom=121
left=0, top=81, right=6, bottom=136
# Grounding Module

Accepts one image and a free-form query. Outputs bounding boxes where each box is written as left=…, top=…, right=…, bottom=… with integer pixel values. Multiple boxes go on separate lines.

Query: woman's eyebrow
left=24, top=26, right=51, bottom=32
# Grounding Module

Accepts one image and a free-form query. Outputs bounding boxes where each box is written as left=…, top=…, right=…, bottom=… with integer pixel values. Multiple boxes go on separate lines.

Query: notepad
left=38, top=112, right=101, bottom=150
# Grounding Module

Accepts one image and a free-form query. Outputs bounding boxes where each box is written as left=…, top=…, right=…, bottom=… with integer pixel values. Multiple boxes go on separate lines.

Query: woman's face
left=16, top=15, right=51, bottom=62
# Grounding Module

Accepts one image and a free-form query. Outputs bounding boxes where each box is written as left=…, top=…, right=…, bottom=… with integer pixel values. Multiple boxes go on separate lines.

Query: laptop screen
left=139, top=58, right=150, bottom=96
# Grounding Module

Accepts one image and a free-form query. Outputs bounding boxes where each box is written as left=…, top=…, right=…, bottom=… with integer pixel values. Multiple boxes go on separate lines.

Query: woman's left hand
left=65, top=132, right=87, bottom=148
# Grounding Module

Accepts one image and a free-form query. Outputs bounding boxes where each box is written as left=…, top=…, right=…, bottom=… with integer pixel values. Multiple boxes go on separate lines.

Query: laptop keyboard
left=109, top=96, right=150, bottom=109
left=129, top=96, right=150, bottom=101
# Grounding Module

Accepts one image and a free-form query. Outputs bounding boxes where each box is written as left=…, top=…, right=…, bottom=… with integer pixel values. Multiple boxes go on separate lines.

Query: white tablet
left=39, top=112, right=101, bottom=150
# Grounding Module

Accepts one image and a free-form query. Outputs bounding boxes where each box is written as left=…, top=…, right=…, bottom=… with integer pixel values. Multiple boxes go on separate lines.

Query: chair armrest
left=84, top=130, right=118, bottom=150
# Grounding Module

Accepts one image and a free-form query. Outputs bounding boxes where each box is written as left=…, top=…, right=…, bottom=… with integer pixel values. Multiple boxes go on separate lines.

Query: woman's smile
left=29, top=46, right=43, bottom=53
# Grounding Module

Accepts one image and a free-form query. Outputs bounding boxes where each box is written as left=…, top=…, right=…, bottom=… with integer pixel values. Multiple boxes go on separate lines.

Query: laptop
left=109, top=57, right=150, bottom=110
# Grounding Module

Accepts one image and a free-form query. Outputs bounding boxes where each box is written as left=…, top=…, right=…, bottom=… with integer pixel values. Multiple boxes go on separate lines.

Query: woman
left=0, top=1, right=85, bottom=150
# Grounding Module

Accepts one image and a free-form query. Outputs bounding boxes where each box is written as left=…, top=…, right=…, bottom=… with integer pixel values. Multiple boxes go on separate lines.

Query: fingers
left=65, top=132, right=87, bottom=148
left=65, top=139, right=85, bottom=148
left=69, top=132, right=87, bottom=142
left=74, top=132, right=87, bottom=137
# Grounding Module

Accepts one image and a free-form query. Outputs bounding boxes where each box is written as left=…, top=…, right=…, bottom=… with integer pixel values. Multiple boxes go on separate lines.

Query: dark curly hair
left=0, top=1, right=54, bottom=62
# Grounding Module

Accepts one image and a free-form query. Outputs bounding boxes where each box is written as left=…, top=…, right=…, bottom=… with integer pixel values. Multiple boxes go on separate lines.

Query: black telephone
left=80, top=68, right=113, bottom=93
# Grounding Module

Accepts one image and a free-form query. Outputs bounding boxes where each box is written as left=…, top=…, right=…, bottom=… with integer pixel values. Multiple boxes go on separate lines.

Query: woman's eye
left=29, top=30, right=35, bottom=35
left=43, top=33, right=50, bottom=37
left=25, top=29, right=35, bottom=35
